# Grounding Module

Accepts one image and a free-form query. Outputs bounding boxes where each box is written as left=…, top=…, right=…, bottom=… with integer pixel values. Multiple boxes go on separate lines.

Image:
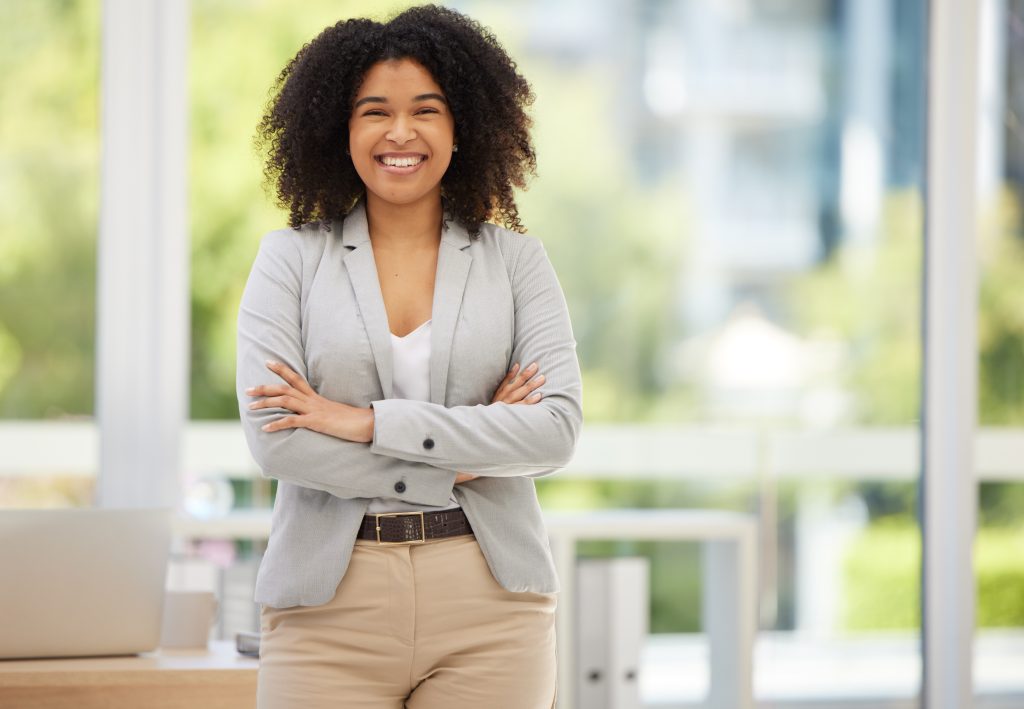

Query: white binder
left=576, top=557, right=650, bottom=709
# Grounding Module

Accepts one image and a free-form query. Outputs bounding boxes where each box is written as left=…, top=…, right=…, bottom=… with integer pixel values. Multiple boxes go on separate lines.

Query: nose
left=385, top=115, right=416, bottom=145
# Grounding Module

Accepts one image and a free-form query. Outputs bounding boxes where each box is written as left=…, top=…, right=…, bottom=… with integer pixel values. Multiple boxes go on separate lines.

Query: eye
left=415, top=107, right=440, bottom=115
left=361, top=109, right=387, bottom=117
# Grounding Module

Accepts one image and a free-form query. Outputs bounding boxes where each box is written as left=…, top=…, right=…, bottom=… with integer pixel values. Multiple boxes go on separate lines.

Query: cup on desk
left=159, top=591, right=218, bottom=649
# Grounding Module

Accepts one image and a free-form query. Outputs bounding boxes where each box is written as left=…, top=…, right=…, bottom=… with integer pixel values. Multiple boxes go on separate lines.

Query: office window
left=484, top=0, right=927, bottom=703
left=0, top=1, right=100, bottom=508
left=974, top=0, right=1024, bottom=695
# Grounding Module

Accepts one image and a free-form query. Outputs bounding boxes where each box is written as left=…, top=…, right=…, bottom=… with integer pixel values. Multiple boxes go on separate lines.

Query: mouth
left=374, top=153, right=427, bottom=174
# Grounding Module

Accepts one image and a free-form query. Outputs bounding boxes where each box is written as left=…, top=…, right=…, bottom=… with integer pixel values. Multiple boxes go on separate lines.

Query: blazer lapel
left=341, top=203, right=394, bottom=399
left=430, top=219, right=472, bottom=405
left=340, top=200, right=473, bottom=405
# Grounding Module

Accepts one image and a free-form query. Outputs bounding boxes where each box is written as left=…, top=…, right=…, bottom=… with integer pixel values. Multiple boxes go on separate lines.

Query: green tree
left=0, top=0, right=100, bottom=419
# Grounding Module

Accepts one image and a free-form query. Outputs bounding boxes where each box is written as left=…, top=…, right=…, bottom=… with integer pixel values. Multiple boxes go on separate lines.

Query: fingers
left=516, top=361, right=539, bottom=384
left=264, top=360, right=315, bottom=395
left=245, top=384, right=302, bottom=415
left=496, top=362, right=521, bottom=391
left=245, top=361, right=315, bottom=412
left=502, top=362, right=537, bottom=395
left=507, top=373, right=545, bottom=404
left=260, top=415, right=303, bottom=432
left=248, top=395, right=304, bottom=413
left=490, top=363, right=520, bottom=403
left=245, top=383, right=291, bottom=397
left=492, top=361, right=544, bottom=404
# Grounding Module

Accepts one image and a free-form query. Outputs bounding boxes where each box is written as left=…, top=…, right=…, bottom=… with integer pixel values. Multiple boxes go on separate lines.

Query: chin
left=367, top=186, right=443, bottom=207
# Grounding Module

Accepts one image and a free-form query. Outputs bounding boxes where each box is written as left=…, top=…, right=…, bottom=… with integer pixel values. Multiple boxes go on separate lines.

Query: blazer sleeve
left=368, top=235, right=583, bottom=477
left=236, top=230, right=458, bottom=506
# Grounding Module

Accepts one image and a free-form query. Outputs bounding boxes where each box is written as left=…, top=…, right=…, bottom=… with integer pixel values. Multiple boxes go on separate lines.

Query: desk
left=545, top=509, right=757, bottom=709
left=0, top=641, right=258, bottom=709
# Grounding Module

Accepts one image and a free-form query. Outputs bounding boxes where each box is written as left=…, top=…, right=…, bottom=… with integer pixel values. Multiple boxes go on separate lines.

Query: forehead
left=355, top=58, right=444, bottom=99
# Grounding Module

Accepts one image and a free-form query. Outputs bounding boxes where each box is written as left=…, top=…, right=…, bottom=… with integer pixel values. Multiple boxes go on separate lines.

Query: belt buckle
left=374, top=511, right=426, bottom=545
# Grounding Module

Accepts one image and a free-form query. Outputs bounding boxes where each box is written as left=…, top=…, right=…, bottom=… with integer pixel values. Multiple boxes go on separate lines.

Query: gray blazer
left=236, top=200, right=583, bottom=607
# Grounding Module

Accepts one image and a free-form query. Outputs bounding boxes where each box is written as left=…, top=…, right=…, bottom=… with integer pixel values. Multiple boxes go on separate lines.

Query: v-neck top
left=365, top=319, right=461, bottom=514
left=388, top=319, right=431, bottom=402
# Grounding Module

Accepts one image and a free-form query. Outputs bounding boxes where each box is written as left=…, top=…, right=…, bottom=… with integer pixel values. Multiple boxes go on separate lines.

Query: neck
left=365, top=190, right=444, bottom=250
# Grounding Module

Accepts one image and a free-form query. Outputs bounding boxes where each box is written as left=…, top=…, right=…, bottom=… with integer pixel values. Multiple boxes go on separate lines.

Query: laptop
left=0, top=507, right=172, bottom=660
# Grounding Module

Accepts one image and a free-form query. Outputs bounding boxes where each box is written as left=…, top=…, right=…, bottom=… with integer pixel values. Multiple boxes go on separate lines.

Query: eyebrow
left=353, top=93, right=448, bottom=108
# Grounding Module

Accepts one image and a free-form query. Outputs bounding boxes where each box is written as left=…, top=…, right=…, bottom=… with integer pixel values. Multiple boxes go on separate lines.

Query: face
left=348, top=58, right=456, bottom=209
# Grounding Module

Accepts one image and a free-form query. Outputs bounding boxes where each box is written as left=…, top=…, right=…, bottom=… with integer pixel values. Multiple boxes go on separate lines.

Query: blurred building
left=514, top=1, right=927, bottom=331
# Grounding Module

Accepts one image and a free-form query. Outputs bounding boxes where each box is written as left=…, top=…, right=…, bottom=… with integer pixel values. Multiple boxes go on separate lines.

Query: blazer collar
left=341, top=199, right=473, bottom=404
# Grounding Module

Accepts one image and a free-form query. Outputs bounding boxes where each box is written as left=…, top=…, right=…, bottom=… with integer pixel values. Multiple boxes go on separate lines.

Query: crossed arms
left=235, top=229, right=583, bottom=505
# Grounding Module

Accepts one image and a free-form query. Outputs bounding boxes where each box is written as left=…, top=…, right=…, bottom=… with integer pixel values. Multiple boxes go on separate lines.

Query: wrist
left=360, top=406, right=375, bottom=443
left=322, top=400, right=374, bottom=443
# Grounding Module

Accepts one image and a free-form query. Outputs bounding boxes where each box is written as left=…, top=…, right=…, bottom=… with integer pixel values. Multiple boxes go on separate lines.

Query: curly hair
left=255, top=4, right=536, bottom=235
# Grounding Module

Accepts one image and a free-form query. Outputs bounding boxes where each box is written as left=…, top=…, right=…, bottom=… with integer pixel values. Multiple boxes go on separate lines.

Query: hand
left=245, top=360, right=374, bottom=443
left=490, top=361, right=545, bottom=405
left=454, top=361, right=546, bottom=485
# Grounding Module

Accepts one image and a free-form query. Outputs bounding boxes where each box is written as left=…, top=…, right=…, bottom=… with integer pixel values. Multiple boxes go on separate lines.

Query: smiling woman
left=348, top=59, right=455, bottom=208
left=241, top=5, right=581, bottom=709
left=254, top=4, right=536, bottom=235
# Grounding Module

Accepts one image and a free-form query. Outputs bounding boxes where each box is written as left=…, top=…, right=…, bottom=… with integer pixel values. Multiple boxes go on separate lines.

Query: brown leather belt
left=358, top=507, right=473, bottom=545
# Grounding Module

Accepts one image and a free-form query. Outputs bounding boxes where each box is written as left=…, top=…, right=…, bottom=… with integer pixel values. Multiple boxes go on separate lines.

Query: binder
left=576, top=557, right=649, bottom=709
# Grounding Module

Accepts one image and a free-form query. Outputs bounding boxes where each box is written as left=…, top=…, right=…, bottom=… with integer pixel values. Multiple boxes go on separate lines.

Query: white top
left=365, top=319, right=461, bottom=514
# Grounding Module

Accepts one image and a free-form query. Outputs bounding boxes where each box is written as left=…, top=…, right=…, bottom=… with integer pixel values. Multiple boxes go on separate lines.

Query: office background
left=0, top=0, right=1019, bottom=705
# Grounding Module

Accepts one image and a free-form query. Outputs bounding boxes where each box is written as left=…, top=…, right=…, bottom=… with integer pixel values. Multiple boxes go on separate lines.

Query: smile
left=376, top=154, right=426, bottom=167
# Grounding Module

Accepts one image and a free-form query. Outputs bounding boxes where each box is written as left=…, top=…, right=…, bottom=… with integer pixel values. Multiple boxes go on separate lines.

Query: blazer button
left=394, top=481, right=406, bottom=493
left=423, top=437, right=435, bottom=450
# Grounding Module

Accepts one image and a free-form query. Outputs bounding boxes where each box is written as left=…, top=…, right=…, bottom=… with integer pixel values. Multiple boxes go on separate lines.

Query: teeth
left=380, top=155, right=424, bottom=167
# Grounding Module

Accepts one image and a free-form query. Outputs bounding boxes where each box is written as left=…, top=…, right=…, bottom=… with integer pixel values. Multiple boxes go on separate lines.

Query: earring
left=452, top=144, right=459, bottom=153
left=345, top=148, right=350, bottom=155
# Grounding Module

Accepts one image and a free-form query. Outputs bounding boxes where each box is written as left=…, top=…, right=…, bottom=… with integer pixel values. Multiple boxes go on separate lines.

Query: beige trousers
left=257, top=532, right=558, bottom=708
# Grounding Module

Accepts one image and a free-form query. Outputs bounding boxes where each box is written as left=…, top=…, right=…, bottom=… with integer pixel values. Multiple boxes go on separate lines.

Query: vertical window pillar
left=923, top=0, right=980, bottom=705
left=96, top=0, right=189, bottom=509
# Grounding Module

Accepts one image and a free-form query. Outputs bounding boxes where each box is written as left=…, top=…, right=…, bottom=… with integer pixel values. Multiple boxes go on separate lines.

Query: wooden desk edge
left=0, top=642, right=258, bottom=688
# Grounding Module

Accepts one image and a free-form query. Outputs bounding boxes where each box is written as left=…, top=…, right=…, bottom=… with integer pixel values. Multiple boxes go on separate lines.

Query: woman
left=237, top=5, right=583, bottom=708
